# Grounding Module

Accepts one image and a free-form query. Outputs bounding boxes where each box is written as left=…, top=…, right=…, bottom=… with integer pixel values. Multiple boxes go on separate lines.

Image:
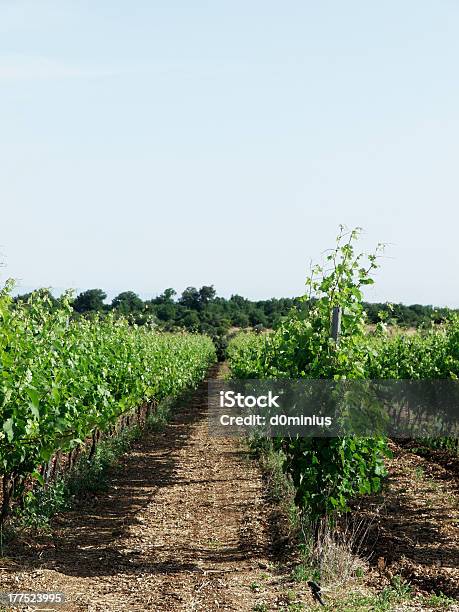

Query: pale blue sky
left=1, top=1, right=458, bottom=304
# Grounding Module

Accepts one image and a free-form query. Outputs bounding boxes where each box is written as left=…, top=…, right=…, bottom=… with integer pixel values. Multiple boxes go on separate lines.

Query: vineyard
left=0, top=229, right=458, bottom=610
left=0, top=284, right=216, bottom=525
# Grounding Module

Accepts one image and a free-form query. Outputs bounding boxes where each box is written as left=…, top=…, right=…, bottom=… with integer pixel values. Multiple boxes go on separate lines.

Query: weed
left=16, top=478, right=70, bottom=529
left=299, top=514, right=370, bottom=587
left=291, top=563, right=320, bottom=583
left=333, top=592, right=391, bottom=611
left=425, top=592, right=457, bottom=608
left=387, top=574, right=412, bottom=599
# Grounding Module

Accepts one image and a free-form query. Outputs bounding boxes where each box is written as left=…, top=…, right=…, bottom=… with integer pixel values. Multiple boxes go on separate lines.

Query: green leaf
left=26, top=387, right=40, bottom=419
left=3, top=417, right=14, bottom=442
left=31, top=470, right=45, bottom=486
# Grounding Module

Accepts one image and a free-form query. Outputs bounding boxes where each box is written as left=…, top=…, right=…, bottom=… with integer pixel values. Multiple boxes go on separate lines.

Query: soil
left=351, top=441, right=459, bottom=599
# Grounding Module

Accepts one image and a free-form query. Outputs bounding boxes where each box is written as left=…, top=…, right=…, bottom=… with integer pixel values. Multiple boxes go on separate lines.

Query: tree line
left=14, top=285, right=456, bottom=338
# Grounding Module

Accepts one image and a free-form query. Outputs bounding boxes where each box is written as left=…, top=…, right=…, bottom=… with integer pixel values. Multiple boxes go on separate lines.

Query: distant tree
left=155, top=302, right=176, bottom=321
left=73, top=289, right=107, bottom=313
left=248, top=308, right=268, bottom=327
left=199, top=285, right=216, bottom=306
left=111, top=291, right=144, bottom=315
left=152, top=288, right=177, bottom=305
left=180, top=287, right=201, bottom=310
left=230, top=294, right=247, bottom=307
left=232, top=312, right=250, bottom=328
left=179, top=309, right=200, bottom=330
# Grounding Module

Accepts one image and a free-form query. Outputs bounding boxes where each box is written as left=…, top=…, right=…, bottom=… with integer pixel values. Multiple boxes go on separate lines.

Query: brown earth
left=351, top=441, right=459, bottom=600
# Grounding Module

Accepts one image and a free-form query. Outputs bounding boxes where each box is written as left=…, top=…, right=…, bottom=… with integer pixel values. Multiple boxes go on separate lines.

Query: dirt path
left=0, top=365, right=287, bottom=611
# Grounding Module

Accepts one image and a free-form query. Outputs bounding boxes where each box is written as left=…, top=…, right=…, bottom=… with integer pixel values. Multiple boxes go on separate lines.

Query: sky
left=1, top=1, right=459, bottom=305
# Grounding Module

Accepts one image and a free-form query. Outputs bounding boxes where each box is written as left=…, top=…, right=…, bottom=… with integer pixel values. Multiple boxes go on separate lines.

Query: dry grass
left=305, top=514, right=373, bottom=587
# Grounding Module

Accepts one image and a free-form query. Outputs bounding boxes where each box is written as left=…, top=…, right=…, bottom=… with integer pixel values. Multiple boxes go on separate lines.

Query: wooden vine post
left=331, top=306, right=342, bottom=344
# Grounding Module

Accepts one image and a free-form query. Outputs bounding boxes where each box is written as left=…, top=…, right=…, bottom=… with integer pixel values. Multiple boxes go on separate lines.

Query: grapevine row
left=0, top=286, right=216, bottom=522
left=226, top=228, right=459, bottom=520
